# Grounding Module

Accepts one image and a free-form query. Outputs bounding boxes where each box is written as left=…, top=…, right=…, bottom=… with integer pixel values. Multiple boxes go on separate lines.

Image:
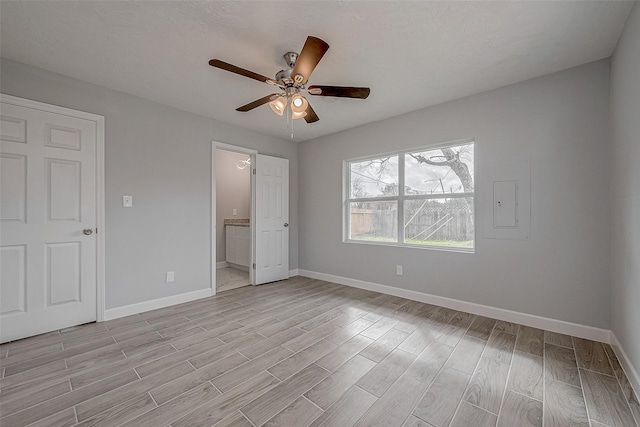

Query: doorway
left=211, top=142, right=291, bottom=294
left=213, top=144, right=255, bottom=293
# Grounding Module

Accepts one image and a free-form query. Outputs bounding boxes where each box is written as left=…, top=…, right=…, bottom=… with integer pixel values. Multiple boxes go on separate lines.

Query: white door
left=0, top=96, right=99, bottom=343
left=254, top=154, right=289, bottom=284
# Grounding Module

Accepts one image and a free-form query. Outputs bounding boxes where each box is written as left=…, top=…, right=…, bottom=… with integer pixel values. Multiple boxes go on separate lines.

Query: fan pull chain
left=290, top=115, right=295, bottom=140
left=285, top=98, right=294, bottom=139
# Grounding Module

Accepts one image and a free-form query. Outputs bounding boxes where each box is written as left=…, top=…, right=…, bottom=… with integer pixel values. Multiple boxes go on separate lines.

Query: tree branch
left=410, top=148, right=473, bottom=193
left=409, top=153, right=453, bottom=167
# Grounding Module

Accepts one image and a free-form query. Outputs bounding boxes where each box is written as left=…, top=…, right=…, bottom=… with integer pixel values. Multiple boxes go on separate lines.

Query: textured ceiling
left=0, top=1, right=633, bottom=142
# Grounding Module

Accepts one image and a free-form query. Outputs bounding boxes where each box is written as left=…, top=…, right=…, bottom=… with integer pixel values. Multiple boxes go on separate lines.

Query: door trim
left=0, top=94, right=106, bottom=321
left=211, top=141, right=258, bottom=294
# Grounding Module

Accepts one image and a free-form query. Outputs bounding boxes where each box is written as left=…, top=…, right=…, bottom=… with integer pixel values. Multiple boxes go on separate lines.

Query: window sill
left=343, top=239, right=475, bottom=254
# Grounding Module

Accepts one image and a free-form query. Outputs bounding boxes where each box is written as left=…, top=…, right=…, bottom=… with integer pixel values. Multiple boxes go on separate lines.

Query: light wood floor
left=1, top=276, right=638, bottom=427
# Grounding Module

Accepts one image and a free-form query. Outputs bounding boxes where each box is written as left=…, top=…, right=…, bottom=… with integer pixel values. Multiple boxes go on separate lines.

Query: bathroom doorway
left=213, top=143, right=255, bottom=293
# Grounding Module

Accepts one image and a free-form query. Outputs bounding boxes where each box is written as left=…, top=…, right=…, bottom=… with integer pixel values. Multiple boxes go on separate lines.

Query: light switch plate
left=123, top=195, right=133, bottom=208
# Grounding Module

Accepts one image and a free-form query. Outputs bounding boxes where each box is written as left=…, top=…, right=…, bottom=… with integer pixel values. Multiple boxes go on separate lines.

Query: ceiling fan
left=209, top=36, right=370, bottom=124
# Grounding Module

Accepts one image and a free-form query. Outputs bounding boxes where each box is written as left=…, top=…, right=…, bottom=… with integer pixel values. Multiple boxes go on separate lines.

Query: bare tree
left=351, top=177, right=366, bottom=207
left=409, top=147, right=473, bottom=193
left=357, top=157, right=394, bottom=183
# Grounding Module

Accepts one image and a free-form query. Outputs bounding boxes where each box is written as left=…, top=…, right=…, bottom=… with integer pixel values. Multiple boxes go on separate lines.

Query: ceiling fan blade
left=307, top=85, right=370, bottom=99
left=303, top=103, right=319, bottom=123
left=209, top=59, right=279, bottom=86
left=236, top=94, right=279, bottom=112
left=291, top=36, right=329, bottom=85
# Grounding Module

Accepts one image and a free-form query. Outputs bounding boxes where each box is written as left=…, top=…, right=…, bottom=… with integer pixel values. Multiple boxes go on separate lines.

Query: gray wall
left=299, top=60, right=611, bottom=329
left=611, top=3, right=640, bottom=379
left=0, top=58, right=298, bottom=310
left=215, top=149, right=251, bottom=263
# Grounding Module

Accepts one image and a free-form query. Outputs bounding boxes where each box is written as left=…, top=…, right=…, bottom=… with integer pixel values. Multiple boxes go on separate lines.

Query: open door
left=254, top=154, right=289, bottom=284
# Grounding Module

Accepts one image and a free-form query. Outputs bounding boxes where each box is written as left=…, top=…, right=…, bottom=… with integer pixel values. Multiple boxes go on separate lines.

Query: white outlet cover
left=166, top=271, right=175, bottom=283
left=123, top=195, right=133, bottom=208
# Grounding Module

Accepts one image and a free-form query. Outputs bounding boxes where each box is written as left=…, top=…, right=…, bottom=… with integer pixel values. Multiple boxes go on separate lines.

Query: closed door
left=254, top=154, right=289, bottom=284
left=0, top=96, right=100, bottom=343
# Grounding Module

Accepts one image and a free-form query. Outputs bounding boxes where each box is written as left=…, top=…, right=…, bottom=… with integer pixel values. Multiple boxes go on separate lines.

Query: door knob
left=83, top=228, right=94, bottom=235
left=284, top=223, right=289, bottom=227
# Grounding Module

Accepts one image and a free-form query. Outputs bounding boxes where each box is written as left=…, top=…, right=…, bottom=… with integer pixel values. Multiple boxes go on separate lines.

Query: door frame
left=0, top=93, right=106, bottom=322
left=211, top=141, right=257, bottom=293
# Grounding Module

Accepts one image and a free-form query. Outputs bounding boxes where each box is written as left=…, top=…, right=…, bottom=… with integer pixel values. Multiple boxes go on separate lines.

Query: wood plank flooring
left=1, top=276, right=638, bottom=427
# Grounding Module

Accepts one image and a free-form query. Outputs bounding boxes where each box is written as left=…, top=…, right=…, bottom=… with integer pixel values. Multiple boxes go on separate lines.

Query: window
left=345, top=140, right=475, bottom=251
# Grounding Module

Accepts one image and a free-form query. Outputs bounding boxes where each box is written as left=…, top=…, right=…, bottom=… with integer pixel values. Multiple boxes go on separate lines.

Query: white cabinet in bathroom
left=225, top=225, right=250, bottom=268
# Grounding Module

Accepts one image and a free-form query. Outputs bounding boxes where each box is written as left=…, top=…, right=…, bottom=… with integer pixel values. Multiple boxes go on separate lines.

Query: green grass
left=406, top=238, right=473, bottom=247
left=354, top=236, right=397, bottom=242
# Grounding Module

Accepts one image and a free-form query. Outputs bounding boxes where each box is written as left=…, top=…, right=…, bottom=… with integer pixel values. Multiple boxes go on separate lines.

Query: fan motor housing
left=275, top=68, right=292, bottom=85
left=283, top=52, right=298, bottom=68
left=275, top=52, right=301, bottom=86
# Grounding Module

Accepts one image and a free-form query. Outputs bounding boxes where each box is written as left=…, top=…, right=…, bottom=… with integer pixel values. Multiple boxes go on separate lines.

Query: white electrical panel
left=483, top=160, right=530, bottom=240
left=493, top=181, right=517, bottom=228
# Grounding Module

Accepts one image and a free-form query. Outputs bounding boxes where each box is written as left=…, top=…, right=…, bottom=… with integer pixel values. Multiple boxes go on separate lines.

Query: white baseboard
left=298, top=269, right=611, bottom=343
left=289, top=269, right=299, bottom=277
left=104, top=288, right=213, bottom=321
left=216, top=261, right=229, bottom=269
left=610, top=332, right=640, bottom=398
left=227, top=263, right=249, bottom=272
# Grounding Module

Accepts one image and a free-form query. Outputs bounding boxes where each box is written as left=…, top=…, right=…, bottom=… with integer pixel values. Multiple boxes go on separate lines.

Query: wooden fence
left=351, top=200, right=473, bottom=242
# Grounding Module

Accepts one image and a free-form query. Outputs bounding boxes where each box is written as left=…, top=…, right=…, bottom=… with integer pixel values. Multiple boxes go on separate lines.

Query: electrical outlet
left=166, top=271, right=175, bottom=283
left=123, top=195, right=133, bottom=208
left=233, top=208, right=237, bottom=216
left=396, top=265, right=403, bottom=276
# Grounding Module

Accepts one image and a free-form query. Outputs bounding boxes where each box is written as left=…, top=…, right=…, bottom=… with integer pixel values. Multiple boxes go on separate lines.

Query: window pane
left=405, top=143, right=474, bottom=195
left=350, top=201, right=397, bottom=243
left=350, top=155, right=399, bottom=198
left=403, top=197, right=474, bottom=248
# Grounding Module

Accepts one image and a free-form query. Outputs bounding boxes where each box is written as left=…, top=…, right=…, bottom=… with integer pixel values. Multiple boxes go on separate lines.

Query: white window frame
left=343, top=139, right=475, bottom=253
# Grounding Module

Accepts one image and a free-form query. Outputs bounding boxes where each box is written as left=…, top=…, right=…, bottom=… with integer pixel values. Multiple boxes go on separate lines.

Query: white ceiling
left=0, top=1, right=633, bottom=142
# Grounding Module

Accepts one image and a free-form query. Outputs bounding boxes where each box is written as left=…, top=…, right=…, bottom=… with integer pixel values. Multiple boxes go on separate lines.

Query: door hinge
left=253, top=168, right=256, bottom=175
left=253, top=263, right=256, bottom=269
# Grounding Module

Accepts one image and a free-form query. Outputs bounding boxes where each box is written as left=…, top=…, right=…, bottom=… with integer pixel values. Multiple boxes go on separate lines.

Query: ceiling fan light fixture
left=291, top=94, right=308, bottom=113
left=292, top=110, right=307, bottom=120
left=209, top=35, right=370, bottom=127
left=269, top=96, right=286, bottom=116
